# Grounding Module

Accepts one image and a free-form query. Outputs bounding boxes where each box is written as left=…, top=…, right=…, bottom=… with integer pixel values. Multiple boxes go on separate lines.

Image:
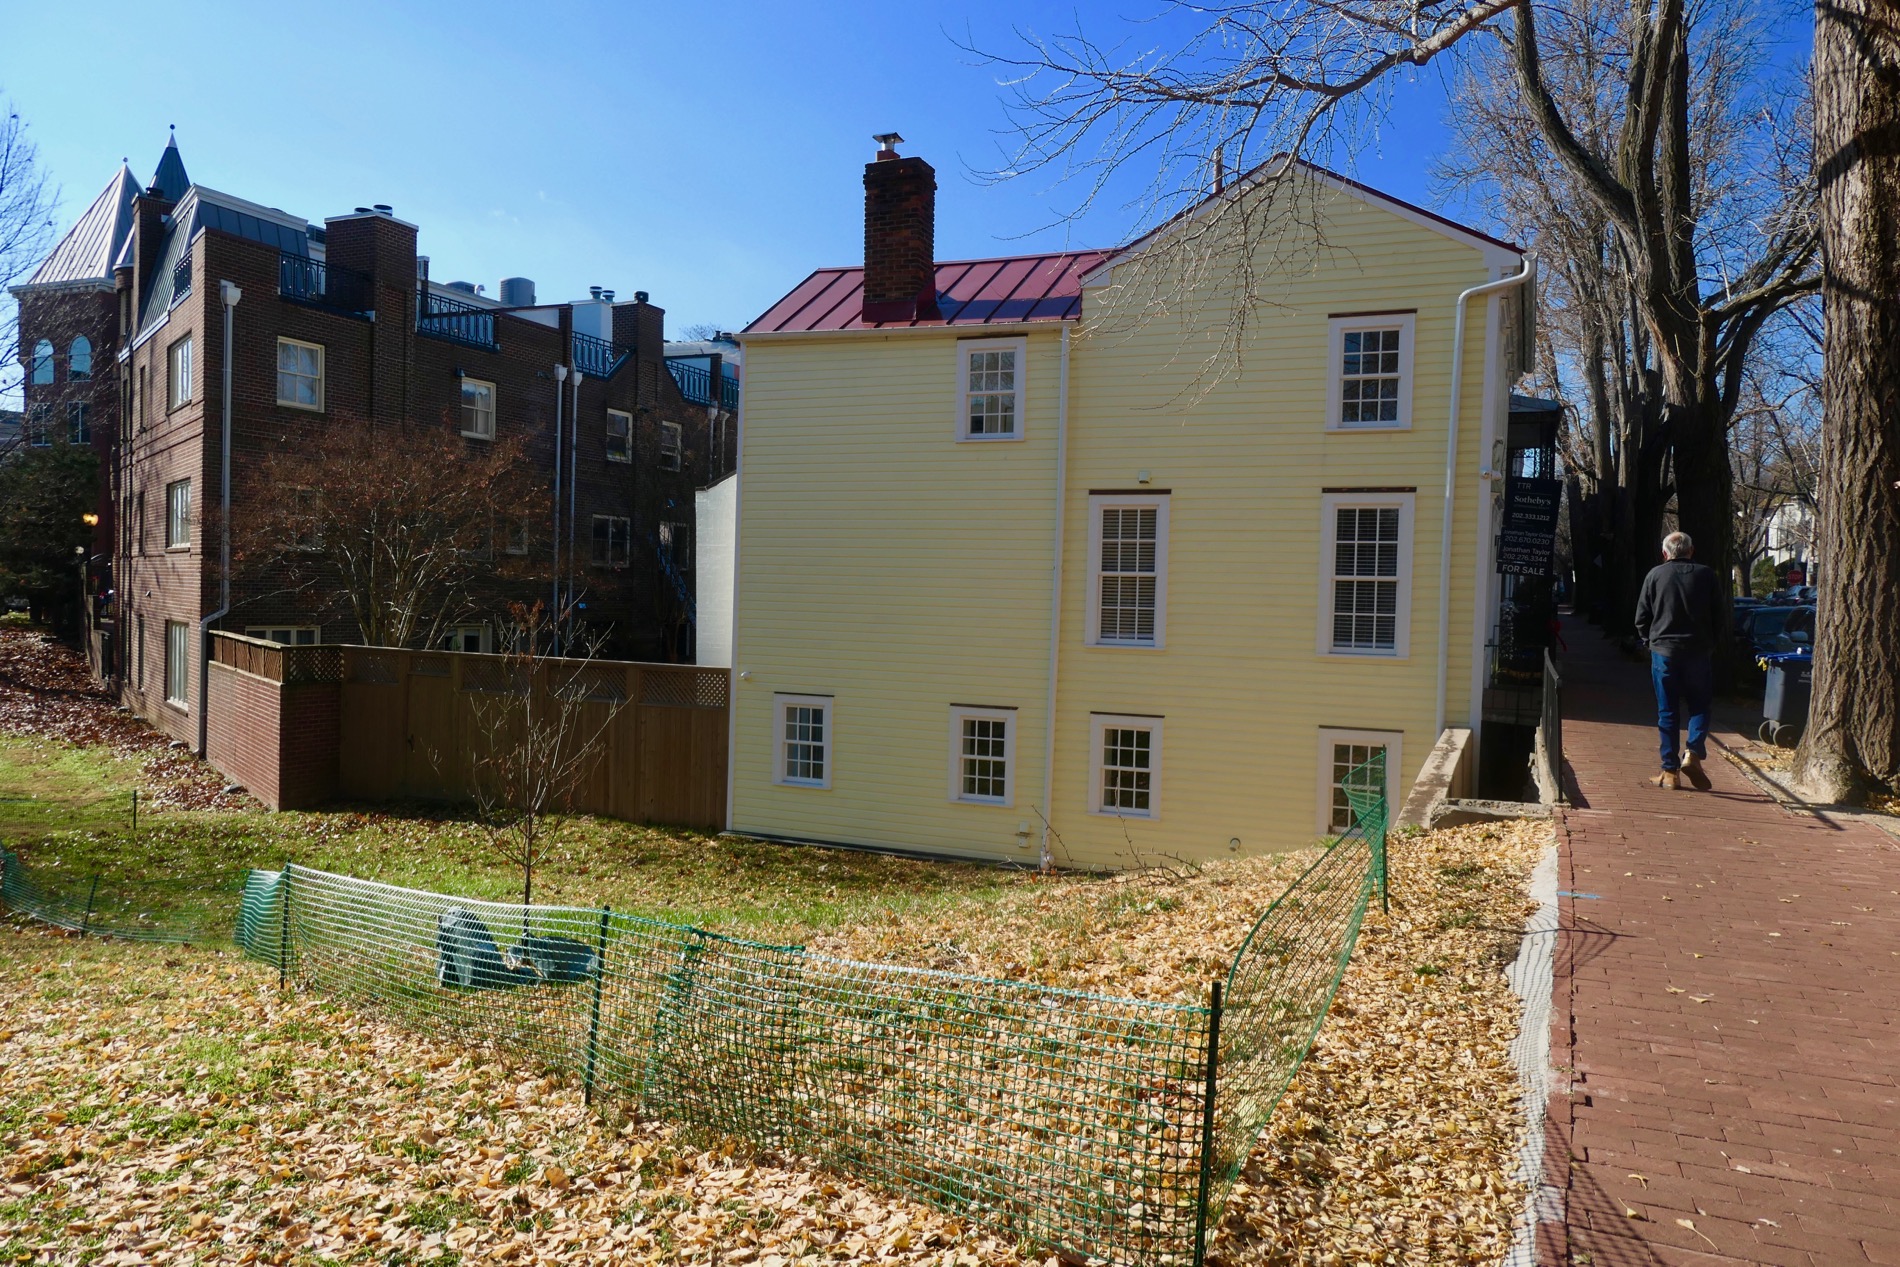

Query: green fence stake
left=80, top=874, right=100, bottom=937
left=278, top=861, right=293, bottom=989
left=130, top=789, right=138, bottom=836
left=1192, top=977, right=1224, bottom=1266
left=583, top=906, right=611, bottom=1106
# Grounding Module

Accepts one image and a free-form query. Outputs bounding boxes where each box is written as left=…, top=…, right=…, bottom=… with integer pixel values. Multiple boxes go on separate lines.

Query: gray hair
left=1663, top=531, right=1694, bottom=559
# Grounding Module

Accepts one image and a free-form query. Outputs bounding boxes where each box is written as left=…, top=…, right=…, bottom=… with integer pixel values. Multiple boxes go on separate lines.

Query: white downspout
left=1037, top=325, right=1072, bottom=872
left=198, top=279, right=242, bottom=756
left=1435, top=256, right=1535, bottom=735
left=567, top=368, right=583, bottom=637
left=551, top=363, right=568, bottom=639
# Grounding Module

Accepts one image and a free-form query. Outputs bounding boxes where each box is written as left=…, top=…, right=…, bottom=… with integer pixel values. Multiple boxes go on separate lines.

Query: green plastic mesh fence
left=0, top=849, right=244, bottom=944
left=3, top=759, right=1388, bottom=1267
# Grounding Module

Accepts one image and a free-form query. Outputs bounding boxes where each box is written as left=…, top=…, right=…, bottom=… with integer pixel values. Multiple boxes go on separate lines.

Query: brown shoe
left=1681, top=751, right=1712, bottom=790
left=1652, top=769, right=1681, bottom=790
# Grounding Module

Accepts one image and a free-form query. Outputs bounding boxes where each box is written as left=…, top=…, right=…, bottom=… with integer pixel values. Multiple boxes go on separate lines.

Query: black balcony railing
left=171, top=252, right=193, bottom=304
left=417, top=289, right=498, bottom=351
left=667, top=358, right=741, bottom=410
left=279, top=254, right=374, bottom=314
left=572, top=331, right=630, bottom=379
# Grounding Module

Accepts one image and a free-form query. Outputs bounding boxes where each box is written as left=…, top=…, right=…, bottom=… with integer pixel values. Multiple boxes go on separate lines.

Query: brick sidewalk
left=1542, top=624, right=1900, bottom=1267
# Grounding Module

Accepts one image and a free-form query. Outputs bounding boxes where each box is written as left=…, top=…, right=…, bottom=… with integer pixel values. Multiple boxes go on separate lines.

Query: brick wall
left=205, top=660, right=339, bottom=810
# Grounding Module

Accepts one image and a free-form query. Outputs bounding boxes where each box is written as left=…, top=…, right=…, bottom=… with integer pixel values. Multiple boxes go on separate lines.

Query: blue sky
left=3, top=1, right=1808, bottom=336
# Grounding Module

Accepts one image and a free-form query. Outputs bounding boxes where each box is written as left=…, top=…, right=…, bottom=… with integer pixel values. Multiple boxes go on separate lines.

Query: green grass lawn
left=0, top=734, right=146, bottom=843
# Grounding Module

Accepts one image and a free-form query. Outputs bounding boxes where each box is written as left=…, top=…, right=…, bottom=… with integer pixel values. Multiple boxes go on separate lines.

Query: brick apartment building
left=13, top=138, right=735, bottom=749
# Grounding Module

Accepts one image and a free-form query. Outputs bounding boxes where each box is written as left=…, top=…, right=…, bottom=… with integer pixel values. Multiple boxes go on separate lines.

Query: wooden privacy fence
left=205, top=634, right=728, bottom=829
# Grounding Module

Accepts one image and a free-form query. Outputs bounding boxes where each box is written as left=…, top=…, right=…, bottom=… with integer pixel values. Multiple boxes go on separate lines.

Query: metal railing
left=5, top=761, right=1391, bottom=1267
left=279, top=253, right=374, bottom=313
left=572, top=331, right=630, bottom=379
left=667, top=358, right=740, bottom=411
left=417, top=289, right=498, bottom=350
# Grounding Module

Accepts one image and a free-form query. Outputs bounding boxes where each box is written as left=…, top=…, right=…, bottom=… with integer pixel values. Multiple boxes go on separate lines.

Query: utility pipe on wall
left=551, top=363, right=568, bottom=643
left=1037, top=325, right=1072, bottom=872
left=198, top=279, right=242, bottom=756
left=1435, top=256, right=1536, bottom=736
left=568, top=368, right=583, bottom=632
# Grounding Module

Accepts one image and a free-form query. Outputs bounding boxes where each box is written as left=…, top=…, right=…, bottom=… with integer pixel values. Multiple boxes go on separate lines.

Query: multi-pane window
left=1091, top=497, right=1168, bottom=647
left=948, top=708, right=1013, bottom=804
left=1329, top=505, right=1402, bottom=653
left=590, top=515, right=630, bottom=568
left=1093, top=715, right=1162, bottom=818
left=69, top=337, right=92, bottom=382
left=168, top=335, right=193, bottom=409
left=606, top=410, right=632, bottom=463
left=440, top=624, right=489, bottom=654
left=1317, top=730, right=1400, bottom=835
left=503, top=517, right=530, bottom=555
left=276, top=338, right=324, bottom=410
left=30, top=339, right=53, bottom=385
left=25, top=406, right=50, bottom=447
left=659, top=521, right=692, bottom=571
left=461, top=378, right=496, bottom=439
left=164, top=621, right=190, bottom=707
left=959, top=340, right=1022, bottom=439
left=776, top=695, right=831, bottom=788
left=68, top=403, right=89, bottom=445
left=1339, top=329, right=1402, bottom=425
left=660, top=421, right=683, bottom=471
left=165, top=479, right=191, bottom=549
left=246, top=627, right=319, bottom=646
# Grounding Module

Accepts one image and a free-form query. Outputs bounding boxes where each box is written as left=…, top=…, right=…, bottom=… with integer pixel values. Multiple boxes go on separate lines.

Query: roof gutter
left=1435, top=256, right=1535, bottom=735
left=197, top=278, right=241, bottom=757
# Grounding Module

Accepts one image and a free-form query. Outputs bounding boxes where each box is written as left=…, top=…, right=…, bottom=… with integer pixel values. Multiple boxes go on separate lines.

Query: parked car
left=1741, top=604, right=1815, bottom=658
left=1768, top=605, right=1816, bottom=654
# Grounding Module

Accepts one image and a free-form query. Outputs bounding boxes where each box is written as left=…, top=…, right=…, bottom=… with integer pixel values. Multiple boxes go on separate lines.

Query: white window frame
left=606, top=409, right=633, bottom=463
left=946, top=706, right=1016, bottom=806
left=167, top=335, right=194, bottom=410
left=69, top=336, right=92, bottom=382
left=1325, top=313, right=1415, bottom=431
left=659, top=420, right=683, bottom=471
left=590, top=515, right=631, bottom=569
left=164, top=620, right=190, bottom=709
left=955, top=336, right=1027, bottom=442
left=1317, top=492, right=1414, bottom=658
left=1085, top=494, right=1170, bottom=649
left=502, top=516, right=530, bottom=556
left=245, top=626, right=320, bottom=647
left=29, top=338, right=53, bottom=386
left=460, top=377, right=496, bottom=440
left=1089, top=713, right=1163, bottom=820
left=1315, top=728, right=1404, bottom=835
left=441, top=623, right=491, bottom=654
left=165, top=479, right=192, bottom=551
left=275, top=337, right=325, bottom=411
left=773, top=693, right=833, bottom=789
left=659, top=520, right=693, bottom=570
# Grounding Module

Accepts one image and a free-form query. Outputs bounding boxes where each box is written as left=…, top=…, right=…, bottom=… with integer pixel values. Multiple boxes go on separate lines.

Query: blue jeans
left=1651, top=651, right=1712, bottom=771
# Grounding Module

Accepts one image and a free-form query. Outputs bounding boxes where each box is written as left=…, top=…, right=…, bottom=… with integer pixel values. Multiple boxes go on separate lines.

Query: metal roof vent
left=601, top=289, right=615, bottom=302
left=874, top=132, right=903, bottom=160
left=373, top=204, right=393, bottom=216
left=589, top=285, right=603, bottom=300
left=498, top=277, right=535, bottom=306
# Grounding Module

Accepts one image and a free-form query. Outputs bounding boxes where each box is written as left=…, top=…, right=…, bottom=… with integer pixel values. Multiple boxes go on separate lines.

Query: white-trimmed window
left=606, top=410, right=633, bottom=463
left=590, top=515, right=630, bottom=568
left=30, top=339, right=53, bottom=386
left=1091, top=714, right=1162, bottom=818
left=1326, top=314, right=1414, bottom=430
left=440, top=623, right=490, bottom=654
left=502, top=516, right=530, bottom=556
left=69, top=336, right=92, bottom=382
left=246, top=626, right=320, bottom=646
left=68, top=403, right=89, bottom=445
left=276, top=337, right=324, bottom=410
left=1316, top=729, right=1403, bottom=835
left=165, top=479, right=192, bottom=550
left=164, top=621, right=190, bottom=708
left=1319, top=492, right=1414, bottom=657
left=167, top=335, right=193, bottom=409
left=947, top=706, right=1014, bottom=805
left=957, top=337, right=1025, bottom=440
left=660, top=421, right=683, bottom=471
left=461, top=378, right=496, bottom=439
left=24, top=406, right=50, bottom=447
left=659, top=520, right=692, bottom=570
left=1087, top=494, right=1169, bottom=648
left=774, top=694, right=832, bottom=788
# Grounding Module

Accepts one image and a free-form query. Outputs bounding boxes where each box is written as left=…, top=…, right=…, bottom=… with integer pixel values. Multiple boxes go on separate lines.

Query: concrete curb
left=1503, top=830, right=1561, bottom=1267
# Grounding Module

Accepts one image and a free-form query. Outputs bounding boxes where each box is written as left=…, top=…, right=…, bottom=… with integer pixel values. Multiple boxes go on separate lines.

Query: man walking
left=1634, top=531, right=1725, bottom=789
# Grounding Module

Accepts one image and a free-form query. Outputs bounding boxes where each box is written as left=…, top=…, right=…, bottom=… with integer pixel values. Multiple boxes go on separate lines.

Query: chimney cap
left=874, top=132, right=904, bottom=158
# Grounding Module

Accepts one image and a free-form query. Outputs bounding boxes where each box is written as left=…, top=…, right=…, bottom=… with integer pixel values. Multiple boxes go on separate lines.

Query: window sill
left=163, top=699, right=189, bottom=714
left=165, top=545, right=191, bottom=554
left=606, top=454, right=631, bottom=464
left=460, top=429, right=494, bottom=441
left=776, top=779, right=830, bottom=791
left=276, top=399, right=325, bottom=413
left=1322, top=647, right=1407, bottom=659
left=952, top=796, right=1012, bottom=808
left=1088, top=640, right=1165, bottom=651
left=956, top=433, right=1026, bottom=444
left=1325, top=421, right=1412, bottom=433
left=1088, top=807, right=1157, bottom=821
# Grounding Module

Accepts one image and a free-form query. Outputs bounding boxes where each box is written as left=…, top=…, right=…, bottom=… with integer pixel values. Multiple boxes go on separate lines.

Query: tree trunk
left=1795, top=0, right=1900, bottom=798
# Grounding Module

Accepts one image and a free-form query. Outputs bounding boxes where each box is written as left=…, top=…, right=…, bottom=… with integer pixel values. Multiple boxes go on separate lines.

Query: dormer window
left=957, top=337, right=1026, bottom=441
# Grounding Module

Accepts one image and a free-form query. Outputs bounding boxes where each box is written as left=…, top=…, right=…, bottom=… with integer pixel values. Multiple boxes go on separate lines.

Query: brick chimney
left=862, top=134, right=938, bottom=323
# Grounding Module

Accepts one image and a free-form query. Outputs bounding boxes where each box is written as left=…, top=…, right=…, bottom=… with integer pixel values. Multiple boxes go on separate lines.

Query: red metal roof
left=745, top=250, right=1113, bottom=334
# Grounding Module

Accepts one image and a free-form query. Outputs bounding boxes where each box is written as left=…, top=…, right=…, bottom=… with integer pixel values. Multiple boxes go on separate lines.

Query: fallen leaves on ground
left=0, top=626, right=247, bottom=813
left=1, top=819, right=1546, bottom=1266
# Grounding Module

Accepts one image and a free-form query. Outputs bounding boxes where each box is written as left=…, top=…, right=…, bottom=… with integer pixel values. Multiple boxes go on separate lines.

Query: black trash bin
left=1758, top=651, right=1812, bottom=748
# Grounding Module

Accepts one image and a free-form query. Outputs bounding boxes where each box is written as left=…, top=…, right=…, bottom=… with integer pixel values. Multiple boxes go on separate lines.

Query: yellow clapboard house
left=727, top=139, right=1534, bottom=867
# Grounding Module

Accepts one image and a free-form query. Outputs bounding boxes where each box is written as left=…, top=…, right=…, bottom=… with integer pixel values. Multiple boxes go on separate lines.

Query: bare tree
left=0, top=97, right=58, bottom=449
left=463, top=601, right=625, bottom=917
left=1795, top=0, right=1900, bottom=799
left=234, top=417, right=546, bottom=647
left=976, top=0, right=1818, bottom=624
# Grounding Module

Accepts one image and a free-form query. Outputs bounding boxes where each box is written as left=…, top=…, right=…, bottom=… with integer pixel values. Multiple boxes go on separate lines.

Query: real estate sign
left=1497, top=476, right=1562, bottom=577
